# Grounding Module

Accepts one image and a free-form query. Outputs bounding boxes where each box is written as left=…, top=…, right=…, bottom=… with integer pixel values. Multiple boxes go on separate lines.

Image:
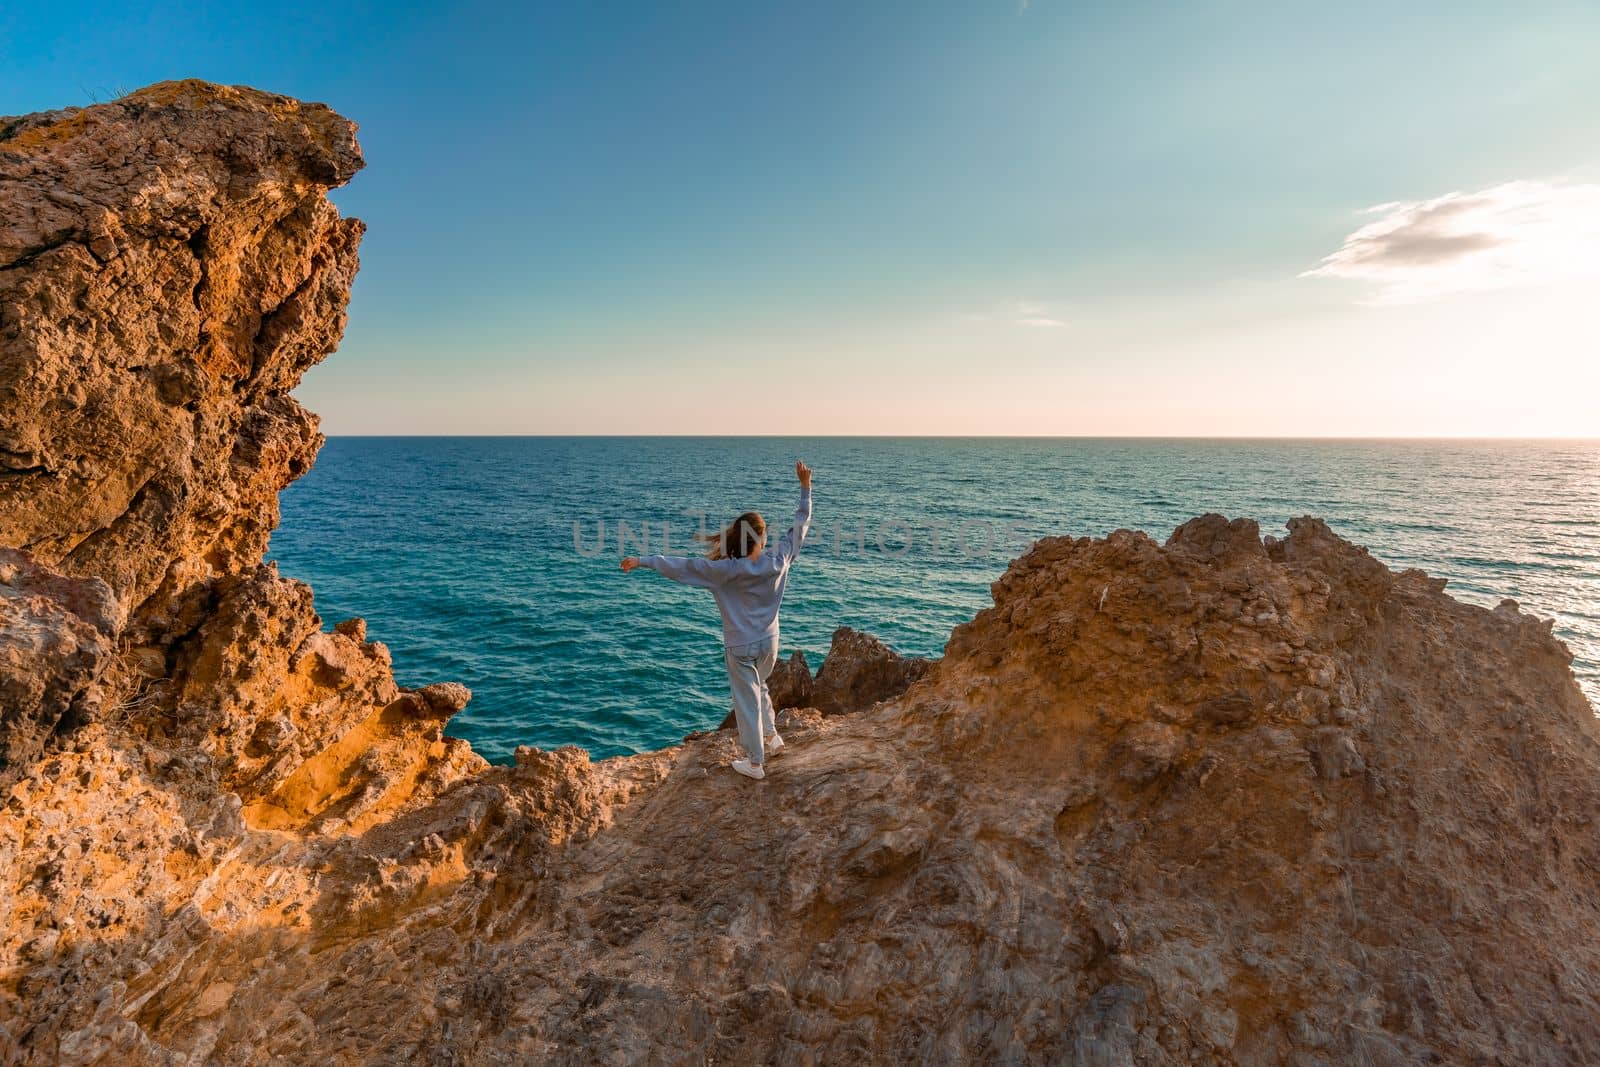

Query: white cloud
left=958, top=299, right=1070, bottom=328
left=1303, top=180, right=1600, bottom=304
left=1011, top=301, right=1067, bottom=327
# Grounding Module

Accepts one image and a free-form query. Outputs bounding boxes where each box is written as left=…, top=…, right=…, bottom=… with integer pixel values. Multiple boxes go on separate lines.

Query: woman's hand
left=620, top=556, right=640, bottom=573
left=796, top=460, right=812, bottom=490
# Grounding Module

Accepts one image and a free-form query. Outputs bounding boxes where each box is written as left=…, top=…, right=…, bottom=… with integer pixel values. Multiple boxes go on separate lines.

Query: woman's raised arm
left=776, top=460, right=813, bottom=564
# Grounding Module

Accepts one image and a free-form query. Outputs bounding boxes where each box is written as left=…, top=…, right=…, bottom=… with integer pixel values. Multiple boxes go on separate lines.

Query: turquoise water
left=267, top=437, right=1600, bottom=763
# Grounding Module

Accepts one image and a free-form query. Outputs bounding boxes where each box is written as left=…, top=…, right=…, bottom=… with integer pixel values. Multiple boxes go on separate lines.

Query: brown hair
left=697, top=511, right=765, bottom=560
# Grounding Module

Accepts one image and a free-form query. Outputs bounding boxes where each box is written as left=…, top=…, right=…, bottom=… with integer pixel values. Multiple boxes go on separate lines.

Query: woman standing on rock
left=622, top=461, right=813, bottom=781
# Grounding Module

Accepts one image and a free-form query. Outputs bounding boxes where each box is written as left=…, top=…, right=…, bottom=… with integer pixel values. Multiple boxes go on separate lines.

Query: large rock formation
left=1, top=81, right=359, bottom=623
left=4, top=83, right=1600, bottom=1065
left=0, top=81, right=480, bottom=812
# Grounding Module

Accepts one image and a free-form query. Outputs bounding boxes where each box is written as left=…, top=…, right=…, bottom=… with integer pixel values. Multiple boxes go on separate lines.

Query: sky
left=3, top=1, right=1599, bottom=436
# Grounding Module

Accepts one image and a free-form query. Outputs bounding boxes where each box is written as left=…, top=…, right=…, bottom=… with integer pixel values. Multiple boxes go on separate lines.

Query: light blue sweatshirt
left=641, top=487, right=812, bottom=647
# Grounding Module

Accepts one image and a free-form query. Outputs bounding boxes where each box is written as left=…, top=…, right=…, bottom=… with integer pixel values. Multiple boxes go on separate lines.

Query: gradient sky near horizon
left=4, top=2, right=1599, bottom=436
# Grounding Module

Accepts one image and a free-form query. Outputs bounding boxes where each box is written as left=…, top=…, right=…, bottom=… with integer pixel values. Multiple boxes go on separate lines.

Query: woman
left=622, top=460, right=813, bottom=781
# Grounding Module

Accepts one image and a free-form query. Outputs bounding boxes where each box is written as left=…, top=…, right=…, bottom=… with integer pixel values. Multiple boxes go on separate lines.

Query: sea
left=266, top=437, right=1600, bottom=763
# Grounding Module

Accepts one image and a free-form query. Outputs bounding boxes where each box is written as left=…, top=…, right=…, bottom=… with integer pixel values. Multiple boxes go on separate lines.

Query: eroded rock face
left=0, top=83, right=475, bottom=811
left=0, top=549, right=122, bottom=786
left=0, top=85, right=487, bottom=1054
left=716, top=626, right=934, bottom=731
left=0, top=80, right=363, bottom=629
left=811, top=625, right=935, bottom=715
left=767, top=648, right=815, bottom=710
left=3, top=84, right=1600, bottom=1066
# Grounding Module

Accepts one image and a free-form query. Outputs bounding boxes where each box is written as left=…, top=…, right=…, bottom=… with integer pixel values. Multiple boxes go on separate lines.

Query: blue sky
left=5, top=2, right=1599, bottom=434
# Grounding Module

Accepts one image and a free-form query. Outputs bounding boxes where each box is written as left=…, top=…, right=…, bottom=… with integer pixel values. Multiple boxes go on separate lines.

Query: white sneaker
left=731, top=758, right=766, bottom=780
left=766, top=732, right=785, bottom=755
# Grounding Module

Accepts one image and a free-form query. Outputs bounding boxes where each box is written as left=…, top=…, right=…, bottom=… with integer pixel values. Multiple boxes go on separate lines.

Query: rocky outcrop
left=0, top=81, right=483, bottom=802
left=0, top=80, right=361, bottom=630
left=0, top=85, right=486, bottom=1058
left=767, top=647, right=815, bottom=710
left=716, top=626, right=935, bottom=731
left=810, top=625, right=935, bottom=714
left=4, top=84, right=1600, bottom=1066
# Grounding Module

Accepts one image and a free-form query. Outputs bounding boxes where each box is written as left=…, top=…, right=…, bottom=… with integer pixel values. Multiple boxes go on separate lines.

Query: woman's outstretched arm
left=621, top=553, right=724, bottom=588
left=776, top=460, right=813, bottom=565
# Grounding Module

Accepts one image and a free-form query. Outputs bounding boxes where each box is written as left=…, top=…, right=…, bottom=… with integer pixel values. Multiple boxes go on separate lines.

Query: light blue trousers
left=724, top=634, right=779, bottom=766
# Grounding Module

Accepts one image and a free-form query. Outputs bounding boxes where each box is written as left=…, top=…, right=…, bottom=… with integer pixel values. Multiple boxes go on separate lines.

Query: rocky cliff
left=4, top=83, right=1600, bottom=1066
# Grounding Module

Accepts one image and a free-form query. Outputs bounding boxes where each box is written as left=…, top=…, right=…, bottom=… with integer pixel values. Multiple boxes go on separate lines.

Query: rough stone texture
left=716, top=627, right=933, bottom=731
left=4, top=85, right=1600, bottom=1066
left=0, top=85, right=488, bottom=1060
left=0, top=79, right=363, bottom=630
left=0, top=549, right=122, bottom=787
left=767, top=648, right=815, bottom=711
left=810, top=625, right=936, bottom=715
